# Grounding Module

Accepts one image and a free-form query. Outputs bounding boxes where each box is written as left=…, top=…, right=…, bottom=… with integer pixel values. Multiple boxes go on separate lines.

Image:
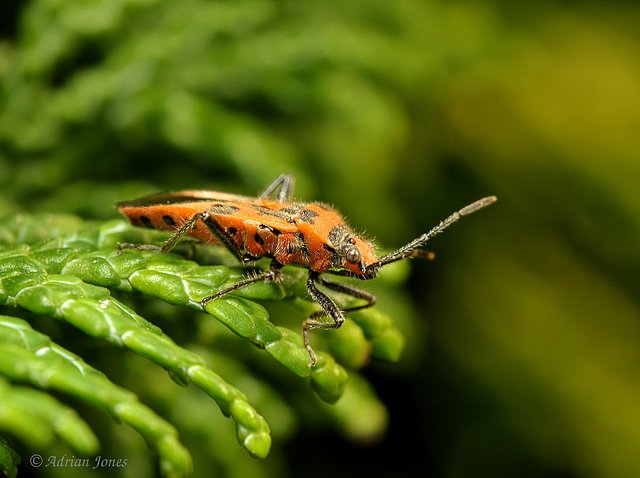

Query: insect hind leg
left=259, top=174, right=295, bottom=203
left=118, top=212, right=205, bottom=254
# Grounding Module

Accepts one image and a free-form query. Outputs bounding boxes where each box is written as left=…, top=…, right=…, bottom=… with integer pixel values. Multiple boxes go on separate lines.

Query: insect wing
left=117, top=199, right=225, bottom=244
left=116, top=190, right=255, bottom=209
left=117, top=191, right=300, bottom=249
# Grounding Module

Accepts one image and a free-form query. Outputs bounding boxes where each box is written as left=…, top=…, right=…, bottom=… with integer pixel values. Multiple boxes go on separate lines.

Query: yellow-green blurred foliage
left=1, top=0, right=639, bottom=477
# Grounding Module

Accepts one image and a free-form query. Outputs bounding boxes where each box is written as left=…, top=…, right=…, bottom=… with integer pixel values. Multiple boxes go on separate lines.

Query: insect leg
left=201, top=259, right=283, bottom=307
left=258, top=174, right=295, bottom=203
left=301, top=274, right=378, bottom=365
left=313, top=274, right=378, bottom=313
left=119, top=212, right=205, bottom=254
left=198, top=211, right=253, bottom=263
left=302, top=272, right=349, bottom=367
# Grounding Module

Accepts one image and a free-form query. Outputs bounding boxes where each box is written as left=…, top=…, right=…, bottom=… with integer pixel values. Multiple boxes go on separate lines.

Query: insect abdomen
left=117, top=204, right=223, bottom=245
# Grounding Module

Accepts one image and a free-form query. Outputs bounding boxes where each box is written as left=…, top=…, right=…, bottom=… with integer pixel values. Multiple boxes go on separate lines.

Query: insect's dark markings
left=323, top=244, right=336, bottom=254
left=328, top=224, right=349, bottom=247
left=297, top=208, right=319, bottom=224
left=139, top=215, right=153, bottom=228
left=315, top=203, right=332, bottom=211
left=284, top=230, right=308, bottom=257
left=259, top=224, right=281, bottom=236
left=254, top=233, right=265, bottom=246
left=250, top=205, right=267, bottom=213
left=280, top=206, right=302, bottom=216
left=209, top=204, right=240, bottom=215
left=251, top=204, right=297, bottom=223
left=296, top=232, right=310, bottom=258
left=228, top=226, right=238, bottom=235
left=162, top=215, right=175, bottom=226
left=201, top=212, right=246, bottom=262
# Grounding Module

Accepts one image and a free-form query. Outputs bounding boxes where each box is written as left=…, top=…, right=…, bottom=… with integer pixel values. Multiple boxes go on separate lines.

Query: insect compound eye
left=345, top=246, right=361, bottom=265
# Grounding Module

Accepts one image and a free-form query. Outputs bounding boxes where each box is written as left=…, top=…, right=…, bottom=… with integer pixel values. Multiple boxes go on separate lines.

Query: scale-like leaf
left=0, top=434, right=20, bottom=478
left=0, top=316, right=192, bottom=476
left=0, top=376, right=98, bottom=455
left=0, top=212, right=404, bottom=474
left=0, top=272, right=272, bottom=460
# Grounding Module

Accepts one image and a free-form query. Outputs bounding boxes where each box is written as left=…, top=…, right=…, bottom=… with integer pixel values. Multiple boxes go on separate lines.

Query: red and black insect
left=117, top=174, right=496, bottom=366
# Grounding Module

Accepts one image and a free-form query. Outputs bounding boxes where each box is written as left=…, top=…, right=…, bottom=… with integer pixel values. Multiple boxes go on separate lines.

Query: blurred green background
left=2, top=0, right=640, bottom=477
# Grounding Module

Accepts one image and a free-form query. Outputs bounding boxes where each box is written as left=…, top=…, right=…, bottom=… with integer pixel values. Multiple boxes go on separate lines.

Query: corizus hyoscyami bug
left=117, top=174, right=497, bottom=366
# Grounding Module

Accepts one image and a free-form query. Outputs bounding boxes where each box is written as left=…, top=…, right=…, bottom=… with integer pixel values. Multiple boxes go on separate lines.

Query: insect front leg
left=302, top=273, right=379, bottom=366
left=201, top=259, right=283, bottom=307
left=119, top=212, right=206, bottom=254
left=313, top=274, right=378, bottom=313
left=259, top=174, right=295, bottom=203
left=302, top=272, right=353, bottom=367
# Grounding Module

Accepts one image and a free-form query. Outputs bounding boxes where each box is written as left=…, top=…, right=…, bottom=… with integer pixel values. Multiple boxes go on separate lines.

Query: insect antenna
left=367, top=195, right=497, bottom=273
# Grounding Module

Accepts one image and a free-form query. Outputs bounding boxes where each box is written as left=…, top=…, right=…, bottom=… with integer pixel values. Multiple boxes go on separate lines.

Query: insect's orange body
left=117, top=190, right=377, bottom=276
left=117, top=174, right=496, bottom=366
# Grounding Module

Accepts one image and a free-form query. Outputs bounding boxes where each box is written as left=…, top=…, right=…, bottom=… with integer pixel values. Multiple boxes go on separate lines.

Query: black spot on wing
left=139, top=215, right=153, bottom=228
left=162, top=215, right=175, bottom=226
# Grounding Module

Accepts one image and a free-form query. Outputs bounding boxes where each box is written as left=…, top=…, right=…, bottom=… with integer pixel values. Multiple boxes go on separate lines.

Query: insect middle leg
left=201, top=259, right=283, bottom=307
left=302, top=272, right=378, bottom=366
